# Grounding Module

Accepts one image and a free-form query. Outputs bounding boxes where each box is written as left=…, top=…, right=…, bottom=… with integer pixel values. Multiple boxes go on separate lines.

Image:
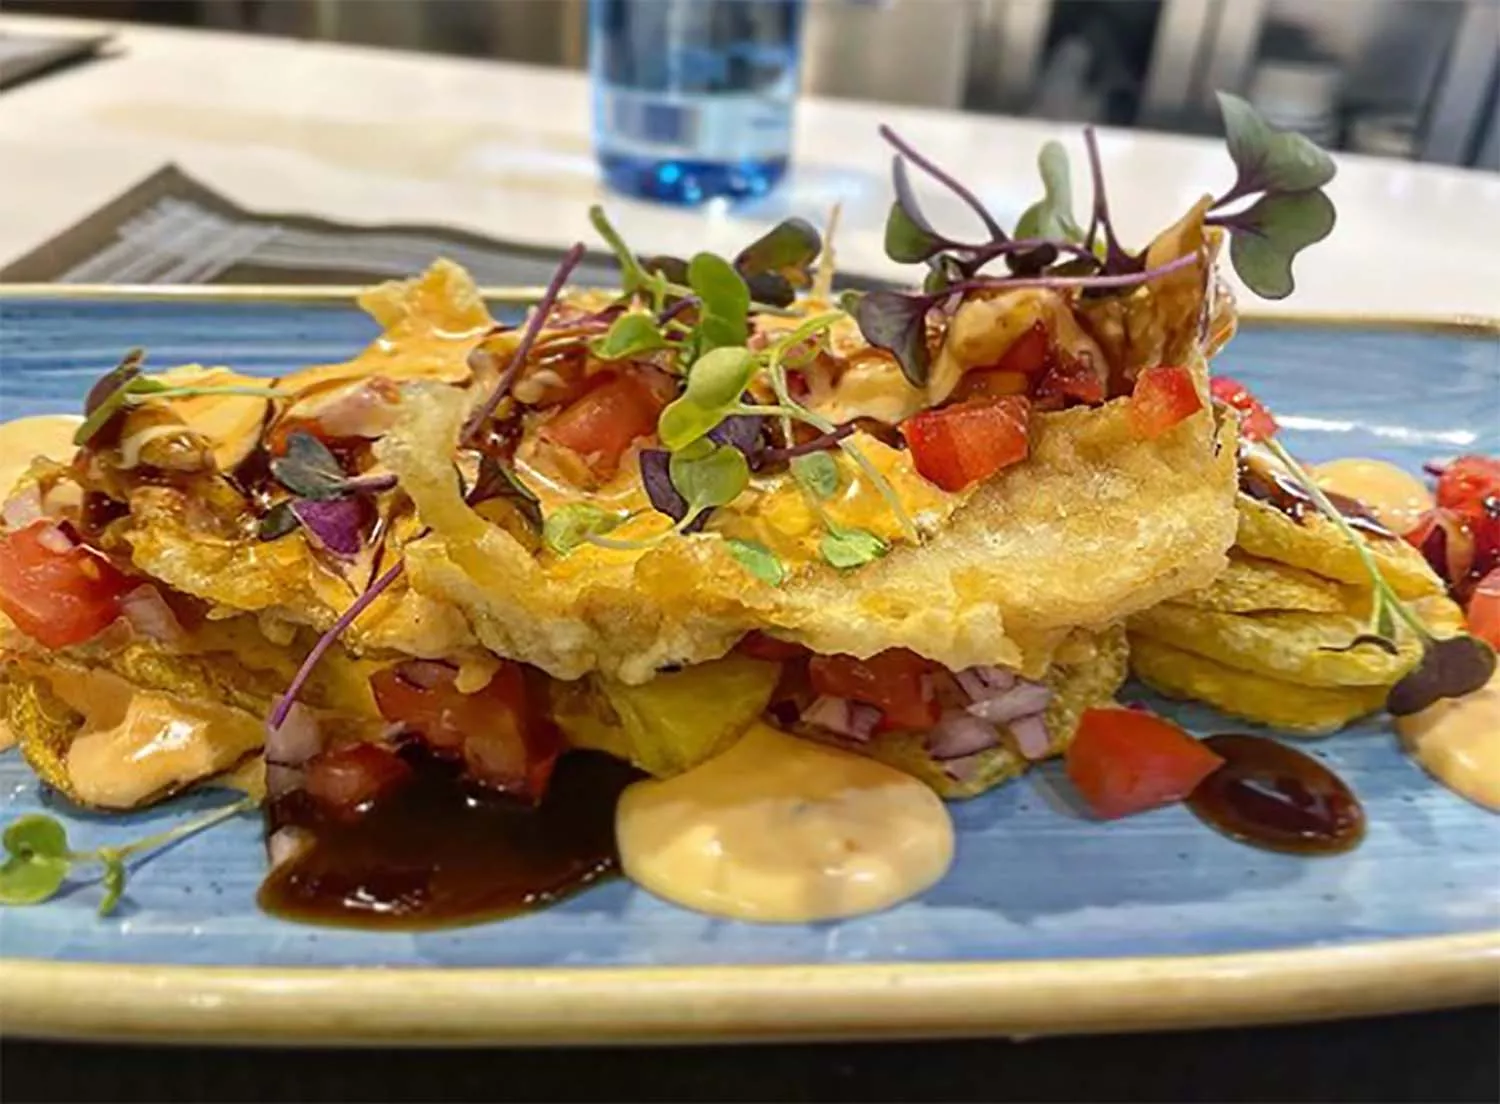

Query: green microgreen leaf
left=97, top=851, right=126, bottom=917
left=884, top=157, right=954, bottom=264
left=687, top=253, right=751, bottom=355
left=725, top=538, right=785, bottom=586
left=791, top=452, right=840, bottom=500
left=4, top=813, right=69, bottom=859
left=0, top=849, right=70, bottom=906
left=1224, top=189, right=1336, bottom=300
left=669, top=440, right=750, bottom=515
left=657, top=400, right=721, bottom=453
left=820, top=526, right=889, bottom=570
left=684, top=346, right=757, bottom=410
left=735, top=218, right=822, bottom=288
left=257, top=500, right=302, bottom=541
left=271, top=431, right=349, bottom=500
left=543, top=503, right=626, bottom=556
left=853, top=290, right=932, bottom=387
left=1216, top=91, right=1337, bottom=196
left=589, top=204, right=650, bottom=294
left=1014, top=140, right=1081, bottom=242
left=74, top=349, right=152, bottom=447
left=468, top=455, right=544, bottom=533
left=592, top=313, right=670, bottom=361
left=1388, top=635, right=1497, bottom=717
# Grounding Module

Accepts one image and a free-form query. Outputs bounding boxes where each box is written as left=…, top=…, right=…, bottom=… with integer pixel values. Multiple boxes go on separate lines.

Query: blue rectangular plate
left=1, top=290, right=1496, bottom=1043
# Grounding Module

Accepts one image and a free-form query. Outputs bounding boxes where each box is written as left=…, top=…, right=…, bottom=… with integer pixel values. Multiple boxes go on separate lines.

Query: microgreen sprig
left=0, top=798, right=256, bottom=916
left=74, top=349, right=284, bottom=449
left=1265, top=439, right=1496, bottom=715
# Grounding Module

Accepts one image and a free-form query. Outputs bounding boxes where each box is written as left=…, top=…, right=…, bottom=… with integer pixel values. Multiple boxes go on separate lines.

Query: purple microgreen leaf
left=854, top=290, right=933, bottom=387
left=257, top=500, right=301, bottom=541
left=878, top=125, right=1005, bottom=242
left=1215, top=91, right=1336, bottom=200
left=1387, top=635, right=1496, bottom=717
left=1217, top=189, right=1336, bottom=300
left=291, top=496, right=369, bottom=559
left=271, top=431, right=348, bottom=500
left=734, top=217, right=822, bottom=288
left=467, top=455, right=543, bottom=532
left=1082, top=127, right=1139, bottom=274
left=83, top=348, right=145, bottom=417
left=886, top=158, right=955, bottom=263
left=923, top=253, right=968, bottom=294
left=742, top=271, right=797, bottom=310
left=707, top=413, right=763, bottom=462
left=640, top=448, right=707, bottom=532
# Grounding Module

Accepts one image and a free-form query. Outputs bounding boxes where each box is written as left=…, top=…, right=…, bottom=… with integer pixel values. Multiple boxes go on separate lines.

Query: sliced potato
left=554, top=654, right=780, bottom=777
left=1130, top=633, right=1388, bottom=736
left=151, top=365, right=273, bottom=472
left=1172, top=550, right=1354, bottom=615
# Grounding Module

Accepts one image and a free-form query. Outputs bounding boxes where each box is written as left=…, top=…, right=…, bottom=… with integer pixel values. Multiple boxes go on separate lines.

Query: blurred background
left=10, top=0, right=1498, bottom=169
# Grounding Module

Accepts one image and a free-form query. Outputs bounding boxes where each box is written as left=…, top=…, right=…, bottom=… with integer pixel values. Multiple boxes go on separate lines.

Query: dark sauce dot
left=1187, top=734, right=1364, bottom=855
left=258, top=749, right=640, bottom=930
left=1239, top=458, right=1393, bottom=539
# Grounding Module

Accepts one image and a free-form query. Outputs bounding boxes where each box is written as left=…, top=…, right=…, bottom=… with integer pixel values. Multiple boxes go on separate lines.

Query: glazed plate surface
left=1, top=290, right=1496, bottom=1043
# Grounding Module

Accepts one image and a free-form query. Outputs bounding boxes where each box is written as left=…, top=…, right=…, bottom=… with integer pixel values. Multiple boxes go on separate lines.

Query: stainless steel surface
left=1138, top=0, right=1216, bottom=127
left=801, top=0, right=972, bottom=108
left=965, top=0, right=1055, bottom=112
left=1420, top=0, right=1500, bottom=165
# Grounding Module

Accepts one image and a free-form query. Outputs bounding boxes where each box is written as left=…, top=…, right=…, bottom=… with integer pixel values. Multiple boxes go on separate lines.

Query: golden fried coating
left=1235, top=493, right=1443, bottom=599
left=384, top=385, right=1238, bottom=684
left=1171, top=550, right=1354, bottom=614
left=1129, top=633, right=1388, bottom=735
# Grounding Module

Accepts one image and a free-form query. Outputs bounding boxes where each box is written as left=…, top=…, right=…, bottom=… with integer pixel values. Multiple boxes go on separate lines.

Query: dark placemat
left=3, top=1007, right=1498, bottom=1103
left=0, top=29, right=110, bottom=92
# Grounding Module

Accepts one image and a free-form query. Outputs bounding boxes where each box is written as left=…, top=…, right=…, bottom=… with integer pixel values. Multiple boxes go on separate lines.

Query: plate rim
left=1, top=285, right=1495, bottom=1043
left=1, top=282, right=1497, bottom=337
left=4, top=932, right=1498, bottom=1045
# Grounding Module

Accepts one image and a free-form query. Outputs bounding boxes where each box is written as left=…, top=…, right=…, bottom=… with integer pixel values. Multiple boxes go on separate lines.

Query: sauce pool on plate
left=1395, top=669, right=1500, bottom=812
left=616, top=724, right=955, bottom=923
left=1186, top=734, right=1364, bottom=854
left=1312, top=457, right=1433, bottom=536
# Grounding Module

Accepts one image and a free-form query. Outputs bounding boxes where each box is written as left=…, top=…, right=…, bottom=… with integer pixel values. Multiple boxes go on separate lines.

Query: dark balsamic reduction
left=1187, top=734, right=1364, bottom=855
left=1238, top=459, right=1394, bottom=539
left=259, top=749, right=640, bottom=929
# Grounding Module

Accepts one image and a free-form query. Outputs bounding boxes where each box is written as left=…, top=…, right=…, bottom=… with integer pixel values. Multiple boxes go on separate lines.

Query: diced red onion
left=265, top=762, right=305, bottom=801
left=954, top=665, right=1017, bottom=701
left=1, top=486, right=43, bottom=530
left=120, top=586, right=186, bottom=644
left=265, top=700, right=323, bottom=766
left=267, top=826, right=311, bottom=868
left=393, top=659, right=458, bottom=691
left=926, top=710, right=1001, bottom=761
left=801, top=695, right=881, bottom=742
left=1009, top=713, right=1052, bottom=760
left=35, top=523, right=76, bottom=554
left=965, top=680, right=1052, bottom=723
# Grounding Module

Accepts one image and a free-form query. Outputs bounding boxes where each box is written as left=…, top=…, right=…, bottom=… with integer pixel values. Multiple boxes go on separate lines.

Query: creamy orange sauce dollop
left=1313, top=457, right=1433, bottom=535
left=1395, top=669, right=1500, bottom=812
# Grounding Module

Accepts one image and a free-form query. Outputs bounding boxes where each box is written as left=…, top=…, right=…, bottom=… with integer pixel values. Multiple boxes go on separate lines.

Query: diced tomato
left=1467, top=568, right=1500, bottom=650
left=736, top=630, right=809, bottom=663
left=1130, top=366, right=1203, bottom=438
left=1034, top=356, right=1105, bottom=407
left=993, top=322, right=1052, bottom=376
left=538, top=372, right=669, bottom=480
left=1210, top=376, right=1278, bottom=442
left=0, top=522, right=133, bottom=649
left=370, top=661, right=561, bottom=800
left=1065, top=707, right=1225, bottom=820
left=1405, top=506, right=1475, bottom=588
left=901, top=396, right=1031, bottom=492
left=303, top=742, right=412, bottom=818
left=1435, top=455, right=1500, bottom=524
left=808, top=649, right=940, bottom=731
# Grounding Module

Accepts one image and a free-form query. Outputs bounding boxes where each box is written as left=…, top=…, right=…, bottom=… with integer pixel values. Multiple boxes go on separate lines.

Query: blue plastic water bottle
left=590, top=0, right=806, bottom=205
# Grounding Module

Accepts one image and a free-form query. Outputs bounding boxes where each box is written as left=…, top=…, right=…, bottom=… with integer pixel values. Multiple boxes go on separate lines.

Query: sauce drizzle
left=1186, top=734, right=1364, bottom=854
left=259, top=748, right=639, bottom=929
left=1239, top=457, right=1393, bottom=539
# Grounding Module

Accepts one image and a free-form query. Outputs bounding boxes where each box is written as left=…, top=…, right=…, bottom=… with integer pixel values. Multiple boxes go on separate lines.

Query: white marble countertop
left=1, top=13, right=1497, bottom=319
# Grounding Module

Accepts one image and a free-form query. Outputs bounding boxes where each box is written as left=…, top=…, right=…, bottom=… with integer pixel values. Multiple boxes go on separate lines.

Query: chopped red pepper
left=539, top=372, right=669, bottom=481
left=1435, top=455, right=1500, bottom=524
left=736, top=630, right=810, bottom=663
left=901, top=395, right=1031, bottom=492
left=1130, top=365, right=1203, bottom=438
left=303, top=742, right=412, bottom=818
left=0, top=522, right=133, bottom=649
left=1467, top=568, right=1500, bottom=650
left=808, top=649, right=940, bottom=731
left=370, top=661, right=561, bottom=801
left=1065, top=707, right=1224, bottom=820
left=1210, top=376, right=1278, bottom=442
